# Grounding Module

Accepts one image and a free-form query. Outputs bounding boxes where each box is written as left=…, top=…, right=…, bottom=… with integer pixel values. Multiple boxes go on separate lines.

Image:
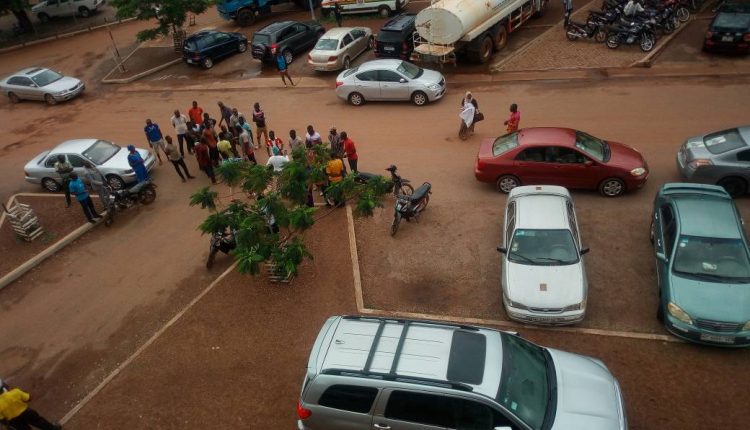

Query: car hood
left=101, top=147, right=150, bottom=170
left=413, top=69, right=443, bottom=86
left=43, top=76, right=82, bottom=93
left=505, top=261, right=585, bottom=308
left=670, top=273, right=750, bottom=323
left=548, top=349, right=626, bottom=430
left=606, top=141, right=646, bottom=170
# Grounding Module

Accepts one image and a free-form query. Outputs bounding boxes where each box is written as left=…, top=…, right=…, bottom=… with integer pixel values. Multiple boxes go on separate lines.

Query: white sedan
left=498, top=185, right=589, bottom=325
left=1, top=67, right=84, bottom=105
left=308, top=26, right=373, bottom=71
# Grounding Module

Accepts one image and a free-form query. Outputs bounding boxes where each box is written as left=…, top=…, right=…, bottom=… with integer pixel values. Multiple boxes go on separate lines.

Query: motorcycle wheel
left=104, top=211, right=114, bottom=227
left=663, top=20, right=675, bottom=34
left=676, top=6, right=689, bottom=22
left=606, top=34, right=620, bottom=49
left=566, top=29, right=579, bottom=41
left=396, top=183, right=414, bottom=196
left=390, top=213, right=402, bottom=237
left=206, top=247, right=218, bottom=269
left=415, top=195, right=430, bottom=212
left=140, top=186, right=157, bottom=205
left=640, top=33, right=655, bottom=52
left=594, top=28, right=607, bottom=43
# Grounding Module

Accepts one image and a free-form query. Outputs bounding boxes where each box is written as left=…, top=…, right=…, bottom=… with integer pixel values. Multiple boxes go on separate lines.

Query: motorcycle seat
left=408, top=182, right=431, bottom=202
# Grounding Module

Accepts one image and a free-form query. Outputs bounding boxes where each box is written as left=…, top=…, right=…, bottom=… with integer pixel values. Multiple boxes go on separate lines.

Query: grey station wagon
left=297, top=316, right=628, bottom=430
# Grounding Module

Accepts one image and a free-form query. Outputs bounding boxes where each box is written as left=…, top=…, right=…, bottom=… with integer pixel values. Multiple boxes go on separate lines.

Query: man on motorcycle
left=624, top=0, right=645, bottom=16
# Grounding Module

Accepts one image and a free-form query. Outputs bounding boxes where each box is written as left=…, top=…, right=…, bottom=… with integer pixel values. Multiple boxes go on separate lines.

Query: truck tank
left=415, top=0, right=510, bottom=45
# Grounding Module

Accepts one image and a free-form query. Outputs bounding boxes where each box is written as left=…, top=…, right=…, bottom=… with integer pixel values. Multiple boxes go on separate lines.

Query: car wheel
left=237, top=9, right=255, bottom=26
left=378, top=5, right=392, bottom=17
left=599, top=177, right=625, bottom=197
left=202, top=57, right=214, bottom=69
left=718, top=176, right=747, bottom=197
left=7, top=92, right=20, bottom=104
left=78, top=6, right=91, bottom=17
left=44, top=94, right=57, bottom=105
left=106, top=175, right=125, bottom=190
left=496, top=175, right=520, bottom=193
left=38, top=12, right=50, bottom=23
left=348, top=92, right=364, bottom=106
left=283, top=49, right=293, bottom=65
left=41, top=177, right=61, bottom=192
left=411, top=91, right=428, bottom=106
left=343, top=56, right=351, bottom=69
left=649, top=219, right=655, bottom=244
left=237, top=41, right=247, bottom=53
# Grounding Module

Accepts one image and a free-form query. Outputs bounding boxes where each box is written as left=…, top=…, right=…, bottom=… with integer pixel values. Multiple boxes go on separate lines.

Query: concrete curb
left=631, top=17, right=697, bottom=68
left=101, top=57, right=182, bottom=84
left=0, top=17, right=136, bottom=54
left=0, top=193, right=100, bottom=291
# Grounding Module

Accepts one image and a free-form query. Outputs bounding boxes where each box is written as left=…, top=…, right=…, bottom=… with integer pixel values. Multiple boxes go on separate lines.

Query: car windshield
left=508, top=229, right=579, bottom=265
left=30, top=70, right=63, bottom=87
left=574, top=131, right=608, bottom=162
left=314, top=38, right=339, bottom=50
left=397, top=61, right=423, bottom=79
left=713, top=12, right=750, bottom=29
left=497, top=333, right=551, bottom=430
left=82, top=140, right=120, bottom=165
left=672, top=235, right=750, bottom=282
left=702, top=129, right=747, bottom=154
left=493, top=133, right=519, bottom=156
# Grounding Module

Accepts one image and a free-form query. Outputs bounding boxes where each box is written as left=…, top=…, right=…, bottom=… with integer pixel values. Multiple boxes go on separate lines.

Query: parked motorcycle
left=566, top=15, right=608, bottom=42
left=206, top=228, right=236, bottom=269
left=606, top=19, right=657, bottom=51
left=324, top=165, right=414, bottom=206
left=102, top=180, right=157, bottom=226
left=391, top=182, right=432, bottom=237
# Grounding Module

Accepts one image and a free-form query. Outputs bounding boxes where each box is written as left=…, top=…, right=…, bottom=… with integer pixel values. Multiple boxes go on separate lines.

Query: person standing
left=54, top=154, right=74, bottom=207
left=164, top=136, right=195, bottom=182
left=185, top=122, right=200, bottom=155
left=217, top=135, right=235, bottom=160
left=328, top=127, right=343, bottom=158
left=305, top=125, right=322, bottom=146
left=252, top=102, right=268, bottom=149
left=341, top=131, right=358, bottom=172
left=458, top=92, right=477, bottom=140
left=229, top=107, right=245, bottom=139
left=188, top=100, right=204, bottom=126
left=144, top=119, right=165, bottom=165
left=288, top=129, right=304, bottom=157
left=218, top=125, right=239, bottom=158
left=201, top=121, right=220, bottom=167
left=195, top=137, right=216, bottom=184
left=0, top=385, right=62, bottom=430
left=127, top=145, right=150, bottom=183
left=217, top=101, right=233, bottom=131
left=170, top=109, right=190, bottom=157
left=239, top=122, right=257, bottom=164
left=324, top=150, right=346, bottom=207
left=266, top=146, right=289, bottom=172
left=334, top=2, right=343, bottom=27
left=266, top=130, right=284, bottom=157
left=275, top=49, right=296, bottom=87
left=504, top=103, right=521, bottom=133
left=69, top=173, right=100, bottom=223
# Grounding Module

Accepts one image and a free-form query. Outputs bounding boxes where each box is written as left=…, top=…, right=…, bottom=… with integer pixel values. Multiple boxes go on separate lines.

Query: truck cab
left=217, top=0, right=321, bottom=26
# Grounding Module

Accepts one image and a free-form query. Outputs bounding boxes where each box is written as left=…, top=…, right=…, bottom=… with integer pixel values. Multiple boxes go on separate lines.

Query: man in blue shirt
left=144, top=118, right=165, bottom=165
left=68, top=173, right=100, bottom=223
left=275, top=50, right=296, bottom=87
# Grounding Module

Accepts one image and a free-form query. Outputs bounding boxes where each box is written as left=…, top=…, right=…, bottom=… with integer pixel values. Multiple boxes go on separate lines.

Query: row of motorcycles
left=566, top=0, right=703, bottom=51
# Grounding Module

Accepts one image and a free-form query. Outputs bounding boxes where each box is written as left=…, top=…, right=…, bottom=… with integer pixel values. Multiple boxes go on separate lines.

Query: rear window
left=377, top=29, right=406, bottom=43
left=713, top=12, right=750, bottom=29
left=493, top=133, right=519, bottom=156
left=703, top=129, right=748, bottom=154
left=252, top=33, right=271, bottom=45
left=343, top=67, right=359, bottom=77
left=185, top=40, right=199, bottom=50
left=318, top=385, right=377, bottom=413
left=315, top=38, right=339, bottom=50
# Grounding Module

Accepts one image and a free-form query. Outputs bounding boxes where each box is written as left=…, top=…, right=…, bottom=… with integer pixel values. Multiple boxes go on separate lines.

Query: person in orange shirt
left=0, top=385, right=61, bottom=429
left=188, top=100, right=204, bottom=126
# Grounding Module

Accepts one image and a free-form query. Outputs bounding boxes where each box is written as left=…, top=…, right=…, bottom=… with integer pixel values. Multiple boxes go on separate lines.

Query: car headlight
left=667, top=302, right=693, bottom=325
left=426, top=83, right=440, bottom=90
left=687, top=159, right=712, bottom=169
left=562, top=295, right=587, bottom=312
left=124, top=169, right=134, bottom=174
left=630, top=167, right=646, bottom=176
left=743, top=321, right=750, bottom=331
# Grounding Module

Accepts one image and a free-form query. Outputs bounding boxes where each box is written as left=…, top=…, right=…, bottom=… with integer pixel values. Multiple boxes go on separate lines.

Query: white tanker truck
left=411, top=0, right=548, bottom=64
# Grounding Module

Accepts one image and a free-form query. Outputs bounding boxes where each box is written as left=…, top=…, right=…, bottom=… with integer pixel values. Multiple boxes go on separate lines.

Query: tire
left=237, top=41, right=247, bottom=53
left=343, top=56, right=351, bottom=69
left=594, top=28, right=607, bottom=43
left=283, top=49, right=293, bottom=65
left=476, top=35, right=494, bottom=63
left=599, top=177, right=625, bottom=197
left=566, top=29, right=579, bottom=41
left=606, top=34, right=620, bottom=49
left=202, top=57, right=214, bottom=69
left=390, top=213, right=401, bottom=236
left=676, top=6, right=689, bottom=22
left=41, top=177, right=61, bottom=192
left=367, top=35, right=374, bottom=50
left=106, top=175, right=125, bottom=190
left=7, top=92, right=20, bottom=103
left=411, top=91, right=428, bottom=106
left=378, top=5, right=391, bottom=17
left=533, top=0, right=547, bottom=17
left=237, top=9, right=255, bottom=26
left=38, top=12, right=50, bottom=23
left=494, top=25, right=508, bottom=50
left=640, top=33, right=655, bottom=52
left=718, top=176, right=747, bottom=197
left=397, top=183, right=414, bottom=196
left=44, top=94, right=57, bottom=105
left=496, top=175, right=520, bottom=193
left=206, top=247, right=218, bottom=269
left=348, top=92, right=364, bottom=106
left=649, top=219, right=655, bottom=244
left=140, top=186, right=157, bottom=205
left=79, top=6, right=90, bottom=17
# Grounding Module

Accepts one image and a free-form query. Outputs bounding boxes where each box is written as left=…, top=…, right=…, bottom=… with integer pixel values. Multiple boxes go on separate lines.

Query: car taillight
left=297, top=400, right=312, bottom=420
left=335, top=81, right=344, bottom=88
left=328, top=56, right=338, bottom=61
left=705, top=31, right=713, bottom=39
left=688, top=159, right=712, bottom=169
left=744, top=33, right=750, bottom=42
left=271, top=43, right=278, bottom=54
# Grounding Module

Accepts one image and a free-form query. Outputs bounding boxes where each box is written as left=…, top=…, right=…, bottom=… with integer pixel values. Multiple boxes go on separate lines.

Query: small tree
left=190, top=146, right=391, bottom=277
left=0, top=0, right=34, bottom=33
left=111, top=0, right=212, bottom=41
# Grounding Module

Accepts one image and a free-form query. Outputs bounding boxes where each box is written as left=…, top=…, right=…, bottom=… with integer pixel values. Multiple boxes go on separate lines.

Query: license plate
left=384, top=46, right=395, bottom=51
left=722, top=36, right=734, bottom=42
left=700, top=333, right=734, bottom=344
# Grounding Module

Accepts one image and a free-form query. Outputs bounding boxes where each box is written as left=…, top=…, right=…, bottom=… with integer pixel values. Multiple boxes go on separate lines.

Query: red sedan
left=475, top=127, right=649, bottom=197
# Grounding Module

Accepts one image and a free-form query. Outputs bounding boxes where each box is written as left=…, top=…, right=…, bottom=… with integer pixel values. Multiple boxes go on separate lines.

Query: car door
left=289, top=23, right=310, bottom=53
left=512, top=147, right=549, bottom=185
left=6, top=76, right=36, bottom=100
left=308, top=384, right=379, bottom=430
left=350, top=29, right=368, bottom=56
left=354, top=70, right=381, bottom=100
left=58, top=0, right=74, bottom=17
left=44, top=154, right=61, bottom=179
left=377, top=69, right=410, bottom=100
left=501, top=200, right=516, bottom=293
left=542, top=146, right=594, bottom=188
left=655, top=203, right=677, bottom=296
left=722, top=147, right=750, bottom=184
left=212, top=32, right=233, bottom=58
left=372, top=389, right=452, bottom=429
left=340, top=33, right=354, bottom=59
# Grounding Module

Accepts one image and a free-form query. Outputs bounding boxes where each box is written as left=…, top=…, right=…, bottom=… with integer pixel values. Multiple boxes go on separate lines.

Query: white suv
left=32, top=0, right=104, bottom=23
left=498, top=185, right=589, bottom=325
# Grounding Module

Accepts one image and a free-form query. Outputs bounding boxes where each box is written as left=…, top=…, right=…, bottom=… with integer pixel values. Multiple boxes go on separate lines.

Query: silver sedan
left=1, top=67, right=84, bottom=105
left=335, top=59, right=446, bottom=106
left=308, top=26, right=373, bottom=71
left=24, top=139, right=156, bottom=192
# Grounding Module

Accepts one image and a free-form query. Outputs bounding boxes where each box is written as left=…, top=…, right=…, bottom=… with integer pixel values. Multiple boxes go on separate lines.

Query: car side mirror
left=399, top=78, right=407, bottom=83
left=656, top=251, right=667, bottom=262
left=497, top=246, right=507, bottom=254
left=580, top=247, right=590, bottom=255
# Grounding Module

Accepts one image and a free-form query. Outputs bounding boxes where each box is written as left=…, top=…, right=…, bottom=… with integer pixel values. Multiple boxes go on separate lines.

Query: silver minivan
left=298, top=316, right=628, bottom=430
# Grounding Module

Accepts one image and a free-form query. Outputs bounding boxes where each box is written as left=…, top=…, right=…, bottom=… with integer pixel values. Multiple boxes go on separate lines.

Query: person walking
left=195, top=137, right=216, bottom=184
left=288, top=129, right=304, bottom=157
left=170, top=109, right=190, bottom=157
left=188, top=100, right=204, bottom=126
left=69, top=173, right=100, bottom=223
left=334, top=2, right=344, bottom=27
left=164, top=136, right=195, bottom=182
left=239, top=122, right=257, bottom=164
left=305, top=125, right=322, bottom=146
left=0, top=385, right=62, bottom=430
left=504, top=103, right=521, bottom=133
left=275, top=49, right=296, bottom=87
left=53, top=154, right=74, bottom=207
left=83, top=161, right=109, bottom=207
left=127, top=145, right=150, bottom=183
left=144, top=119, right=165, bottom=165
left=217, top=101, right=233, bottom=130
left=266, top=130, right=284, bottom=157
left=328, top=126, right=343, bottom=158
left=458, top=92, right=477, bottom=140
left=266, top=146, right=289, bottom=172
left=252, top=102, right=268, bottom=149
left=229, top=107, right=245, bottom=139
left=341, top=131, right=358, bottom=172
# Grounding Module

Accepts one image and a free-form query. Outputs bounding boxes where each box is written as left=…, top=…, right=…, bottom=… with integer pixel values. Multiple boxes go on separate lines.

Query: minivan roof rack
left=341, top=315, right=480, bottom=332
left=321, top=368, right=474, bottom=392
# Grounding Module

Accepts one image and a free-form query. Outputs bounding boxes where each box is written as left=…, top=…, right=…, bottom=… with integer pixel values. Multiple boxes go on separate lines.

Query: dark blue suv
left=183, top=30, right=248, bottom=69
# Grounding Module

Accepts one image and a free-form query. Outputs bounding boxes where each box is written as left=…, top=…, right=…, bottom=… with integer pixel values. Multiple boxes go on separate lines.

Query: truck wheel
left=494, top=26, right=508, bottom=51
left=38, top=12, right=50, bottom=23
left=237, top=9, right=255, bottom=26
left=378, top=5, right=392, bottom=17
left=469, top=36, right=494, bottom=64
left=78, top=6, right=91, bottom=18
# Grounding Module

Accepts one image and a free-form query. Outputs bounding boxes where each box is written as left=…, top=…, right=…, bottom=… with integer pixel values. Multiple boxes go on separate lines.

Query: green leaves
left=216, top=159, right=250, bottom=189
left=189, top=186, right=218, bottom=211
left=111, top=0, right=213, bottom=41
left=242, top=164, right=273, bottom=196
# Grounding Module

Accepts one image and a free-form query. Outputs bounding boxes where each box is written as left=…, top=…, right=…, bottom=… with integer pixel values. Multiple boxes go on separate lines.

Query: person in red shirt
left=201, top=127, right=219, bottom=167
left=504, top=103, right=521, bottom=133
left=341, top=131, right=358, bottom=172
left=188, top=100, right=204, bottom=126
left=195, top=137, right=216, bottom=184
left=266, top=130, right=284, bottom=157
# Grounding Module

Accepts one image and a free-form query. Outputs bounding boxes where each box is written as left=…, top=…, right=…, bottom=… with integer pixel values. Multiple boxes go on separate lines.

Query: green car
left=651, top=183, right=750, bottom=346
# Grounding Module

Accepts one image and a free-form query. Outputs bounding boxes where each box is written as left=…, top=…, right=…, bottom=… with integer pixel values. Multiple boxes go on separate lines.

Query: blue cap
left=127, top=145, right=135, bottom=152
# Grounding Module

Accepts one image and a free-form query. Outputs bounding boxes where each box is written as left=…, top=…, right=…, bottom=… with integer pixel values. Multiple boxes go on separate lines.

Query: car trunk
left=707, top=12, right=750, bottom=44
left=183, top=39, right=203, bottom=62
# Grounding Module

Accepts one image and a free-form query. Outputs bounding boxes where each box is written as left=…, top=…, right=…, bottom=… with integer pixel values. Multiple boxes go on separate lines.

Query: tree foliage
left=190, top=145, right=390, bottom=278
left=111, top=0, right=212, bottom=41
left=0, top=0, right=33, bottom=32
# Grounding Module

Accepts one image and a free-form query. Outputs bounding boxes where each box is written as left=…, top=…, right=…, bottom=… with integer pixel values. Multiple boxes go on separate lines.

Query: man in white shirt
left=305, top=125, right=322, bottom=146
left=266, top=146, right=289, bottom=172
left=170, top=109, right=190, bottom=156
